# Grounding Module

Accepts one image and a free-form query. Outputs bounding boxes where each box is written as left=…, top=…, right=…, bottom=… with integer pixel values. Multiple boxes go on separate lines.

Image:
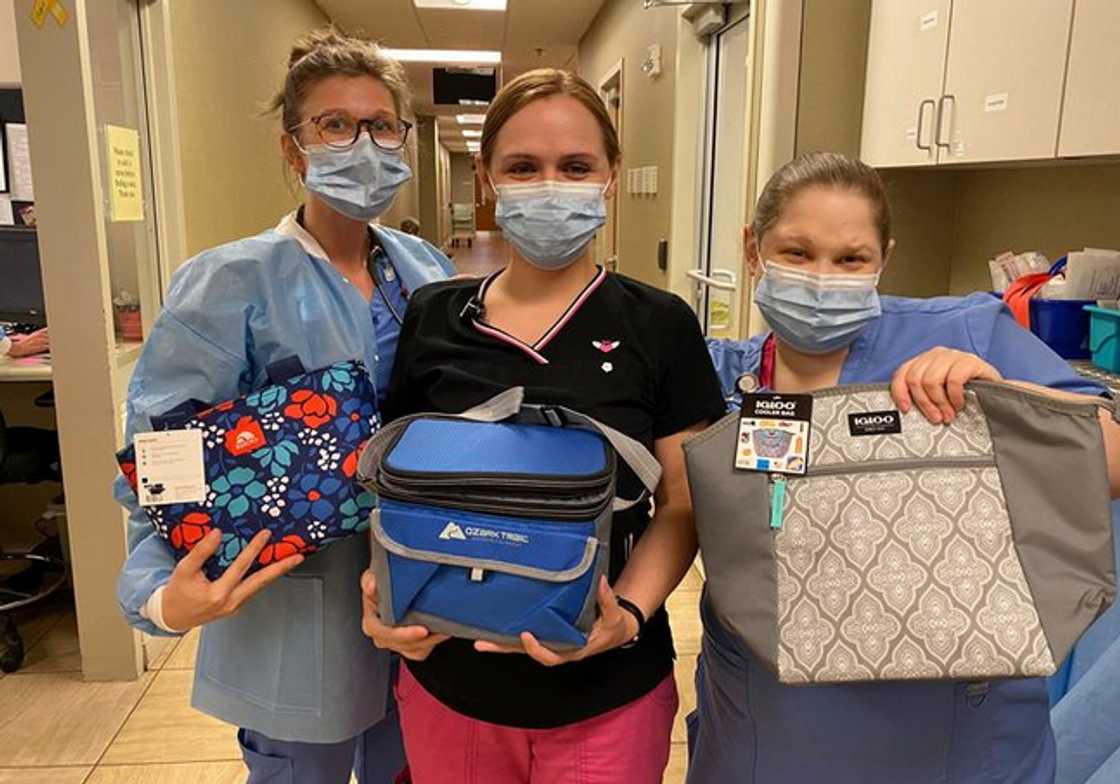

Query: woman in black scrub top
left=359, top=69, right=726, bottom=784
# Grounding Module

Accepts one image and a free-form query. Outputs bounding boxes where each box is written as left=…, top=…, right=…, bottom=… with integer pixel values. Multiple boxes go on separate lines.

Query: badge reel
left=734, top=385, right=813, bottom=530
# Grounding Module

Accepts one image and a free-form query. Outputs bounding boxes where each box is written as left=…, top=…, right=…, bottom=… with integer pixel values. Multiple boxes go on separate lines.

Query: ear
left=281, top=133, right=307, bottom=179
left=881, top=238, right=896, bottom=270
left=603, top=161, right=621, bottom=200
left=475, top=154, right=496, bottom=203
left=744, top=225, right=763, bottom=280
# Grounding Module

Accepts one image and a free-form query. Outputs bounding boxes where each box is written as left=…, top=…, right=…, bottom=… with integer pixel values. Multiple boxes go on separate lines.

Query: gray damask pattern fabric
left=775, top=466, right=1056, bottom=683
left=810, top=389, right=993, bottom=468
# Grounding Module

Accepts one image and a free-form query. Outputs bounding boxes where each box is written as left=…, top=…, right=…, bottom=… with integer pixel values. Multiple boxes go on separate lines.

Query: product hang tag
left=135, top=429, right=207, bottom=507
left=735, top=393, right=813, bottom=475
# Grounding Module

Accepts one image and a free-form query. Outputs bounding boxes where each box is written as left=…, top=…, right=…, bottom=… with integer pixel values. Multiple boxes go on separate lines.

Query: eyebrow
left=314, top=107, right=397, bottom=119
left=497, top=152, right=599, bottom=164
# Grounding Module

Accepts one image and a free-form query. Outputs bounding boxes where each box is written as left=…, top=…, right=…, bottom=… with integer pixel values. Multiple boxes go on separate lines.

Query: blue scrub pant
left=238, top=710, right=405, bottom=784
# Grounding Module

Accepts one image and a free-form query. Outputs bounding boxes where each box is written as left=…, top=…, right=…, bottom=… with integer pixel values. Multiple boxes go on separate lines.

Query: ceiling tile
left=314, top=0, right=429, bottom=46
left=416, top=8, right=507, bottom=49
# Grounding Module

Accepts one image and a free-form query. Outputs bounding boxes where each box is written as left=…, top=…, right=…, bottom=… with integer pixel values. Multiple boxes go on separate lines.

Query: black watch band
left=615, top=595, right=646, bottom=648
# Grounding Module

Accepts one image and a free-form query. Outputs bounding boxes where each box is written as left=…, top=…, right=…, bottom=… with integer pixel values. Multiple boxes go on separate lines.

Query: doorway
left=691, top=5, right=752, bottom=339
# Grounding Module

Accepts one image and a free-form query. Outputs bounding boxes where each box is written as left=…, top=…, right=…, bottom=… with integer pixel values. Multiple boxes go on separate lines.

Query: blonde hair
left=269, top=27, right=411, bottom=133
left=480, top=68, right=620, bottom=167
left=752, top=152, right=892, bottom=252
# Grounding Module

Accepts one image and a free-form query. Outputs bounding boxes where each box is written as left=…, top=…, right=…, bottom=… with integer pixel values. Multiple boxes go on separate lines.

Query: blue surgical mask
left=302, top=136, right=412, bottom=222
left=754, top=261, right=881, bottom=354
left=492, top=179, right=609, bottom=270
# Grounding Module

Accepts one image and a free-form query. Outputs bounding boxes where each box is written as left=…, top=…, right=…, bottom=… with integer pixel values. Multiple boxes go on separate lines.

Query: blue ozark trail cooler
left=357, top=388, right=660, bottom=650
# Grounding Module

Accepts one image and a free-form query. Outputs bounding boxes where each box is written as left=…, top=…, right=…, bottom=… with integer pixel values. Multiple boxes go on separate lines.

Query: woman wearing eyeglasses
left=113, top=28, right=453, bottom=784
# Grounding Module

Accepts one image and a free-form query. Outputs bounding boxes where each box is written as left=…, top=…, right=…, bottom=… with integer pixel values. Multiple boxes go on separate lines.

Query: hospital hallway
left=0, top=564, right=702, bottom=782
left=446, top=230, right=508, bottom=279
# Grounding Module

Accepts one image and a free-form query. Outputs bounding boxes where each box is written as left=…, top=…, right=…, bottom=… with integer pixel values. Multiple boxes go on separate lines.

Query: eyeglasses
left=291, top=112, right=413, bottom=152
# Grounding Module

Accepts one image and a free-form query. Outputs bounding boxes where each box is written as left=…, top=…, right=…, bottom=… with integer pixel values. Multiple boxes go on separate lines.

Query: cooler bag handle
left=458, top=387, right=662, bottom=511
left=359, top=388, right=662, bottom=509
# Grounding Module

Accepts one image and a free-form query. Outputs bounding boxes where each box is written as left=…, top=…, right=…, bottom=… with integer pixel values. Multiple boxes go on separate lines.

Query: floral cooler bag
left=117, top=358, right=378, bottom=579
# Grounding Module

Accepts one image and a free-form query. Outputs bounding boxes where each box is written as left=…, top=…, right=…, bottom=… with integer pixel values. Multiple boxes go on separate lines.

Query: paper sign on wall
left=106, top=124, right=143, bottom=222
left=31, top=0, right=67, bottom=28
left=5, top=123, right=34, bottom=202
left=919, top=10, right=939, bottom=31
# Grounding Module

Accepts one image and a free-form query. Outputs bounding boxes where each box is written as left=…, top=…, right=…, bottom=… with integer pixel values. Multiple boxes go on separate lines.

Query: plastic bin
left=1086, top=305, right=1120, bottom=372
left=1029, top=299, right=1093, bottom=360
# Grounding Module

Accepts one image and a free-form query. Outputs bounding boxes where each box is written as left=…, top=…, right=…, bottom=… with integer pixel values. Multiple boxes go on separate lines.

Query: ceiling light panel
left=461, top=129, right=482, bottom=138
left=382, top=48, right=501, bottom=64
left=457, top=114, right=487, bottom=124
left=414, top=0, right=507, bottom=10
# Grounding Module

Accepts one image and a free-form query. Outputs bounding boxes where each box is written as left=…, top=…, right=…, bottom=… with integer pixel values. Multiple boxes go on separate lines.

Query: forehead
left=301, top=75, right=396, bottom=117
left=766, top=186, right=879, bottom=246
left=491, top=94, right=607, bottom=159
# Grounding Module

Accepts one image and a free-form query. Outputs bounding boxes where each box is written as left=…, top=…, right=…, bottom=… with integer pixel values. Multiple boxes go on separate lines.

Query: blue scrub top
left=114, top=212, right=453, bottom=743
left=691, top=293, right=1107, bottom=784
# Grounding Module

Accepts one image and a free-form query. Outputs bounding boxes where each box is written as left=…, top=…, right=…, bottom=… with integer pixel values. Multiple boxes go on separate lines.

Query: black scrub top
left=384, top=265, right=726, bottom=729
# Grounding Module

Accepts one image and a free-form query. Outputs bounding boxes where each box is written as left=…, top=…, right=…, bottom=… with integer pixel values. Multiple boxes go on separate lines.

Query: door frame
left=597, top=58, right=623, bottom=272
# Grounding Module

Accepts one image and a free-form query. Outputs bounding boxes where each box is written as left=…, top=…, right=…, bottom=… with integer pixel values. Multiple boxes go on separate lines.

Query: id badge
left=735, top=393, right=813, bottom=475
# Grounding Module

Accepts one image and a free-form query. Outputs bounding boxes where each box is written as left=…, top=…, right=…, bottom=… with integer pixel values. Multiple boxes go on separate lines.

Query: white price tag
left=135, top=429, right=207, bottom=507
left=919, top=10, right=938, bottom=31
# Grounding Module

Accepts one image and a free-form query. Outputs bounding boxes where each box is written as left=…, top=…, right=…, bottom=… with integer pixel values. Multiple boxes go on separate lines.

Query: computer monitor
left=0, top=230, right=47, bottom=326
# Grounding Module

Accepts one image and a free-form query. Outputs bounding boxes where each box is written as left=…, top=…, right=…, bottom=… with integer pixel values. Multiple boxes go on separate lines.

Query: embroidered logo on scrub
left=593, top=340, right=620, bottom=373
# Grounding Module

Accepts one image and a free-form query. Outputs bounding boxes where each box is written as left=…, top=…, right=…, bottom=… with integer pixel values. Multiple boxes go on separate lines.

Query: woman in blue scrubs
left=114, top=29, right=452, bottom=783
left=690, top=152, right=1120, bottom=784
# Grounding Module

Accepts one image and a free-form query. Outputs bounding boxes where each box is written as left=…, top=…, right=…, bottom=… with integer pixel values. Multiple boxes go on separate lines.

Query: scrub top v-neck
left=384, top=268, right=726, bottom=730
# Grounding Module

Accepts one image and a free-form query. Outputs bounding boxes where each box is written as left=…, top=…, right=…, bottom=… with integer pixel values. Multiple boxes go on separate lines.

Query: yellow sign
left=106, top=125, right=144, bottom=223
left=31, top=0, right=67, bottom=28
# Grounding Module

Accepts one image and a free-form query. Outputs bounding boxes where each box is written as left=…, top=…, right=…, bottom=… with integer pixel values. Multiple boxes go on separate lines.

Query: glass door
left=692, top=6, right=752, bottom=339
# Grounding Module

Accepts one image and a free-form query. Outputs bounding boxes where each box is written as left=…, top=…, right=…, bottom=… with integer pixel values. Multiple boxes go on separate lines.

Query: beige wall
left=0, top=0, right=19, bottom=85
left=169, top=0, right=327, bottom=260
left=878, top=169, right=957, bottom=297
left=450, top=153, right=475, bottom=205
left=949, top=163, right=1120, bottom=294
left=579, top=0, right=679, bottom=289
left=795, top=0, right=871, bottom=159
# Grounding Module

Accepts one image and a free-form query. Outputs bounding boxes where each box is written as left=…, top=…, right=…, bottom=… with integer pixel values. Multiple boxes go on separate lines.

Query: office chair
left=0, top=409, right=67, bottom=672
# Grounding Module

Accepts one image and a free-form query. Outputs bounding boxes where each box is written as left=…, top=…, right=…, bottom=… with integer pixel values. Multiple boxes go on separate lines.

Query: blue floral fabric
left=116, top=359, right=377, bottom=580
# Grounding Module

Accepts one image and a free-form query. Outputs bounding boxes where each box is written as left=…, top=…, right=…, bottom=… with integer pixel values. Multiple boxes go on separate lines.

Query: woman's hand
left=890, top=347, right=1002, bottom=424
left=9, top=328, right=49, bottom=358
left=162, top=528, right=305, bottom=631
left=360, top=569, right=449, bottom=660
left=473, top=577, right=639, bottom=667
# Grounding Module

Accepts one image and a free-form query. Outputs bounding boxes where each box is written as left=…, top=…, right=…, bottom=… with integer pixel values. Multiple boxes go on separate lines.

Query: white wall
left=0, top=0, right=20, bottom=85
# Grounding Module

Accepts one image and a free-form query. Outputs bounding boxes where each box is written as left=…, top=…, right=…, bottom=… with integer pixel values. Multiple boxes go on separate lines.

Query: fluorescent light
left=457, top=114, right=486, bottom=125
left=466, top=143, right=481, bottom=152
left=462, top=129, right=482, bottom=138
left=414, top=0, right=507, bottom=9
left=382, top=48, right=501, bottom=64
left=459, top=99, right=489, bottom=106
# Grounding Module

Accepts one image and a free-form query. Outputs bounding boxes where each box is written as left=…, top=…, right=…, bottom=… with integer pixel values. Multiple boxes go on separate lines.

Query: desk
left=0, top=355, right=53, bottom=382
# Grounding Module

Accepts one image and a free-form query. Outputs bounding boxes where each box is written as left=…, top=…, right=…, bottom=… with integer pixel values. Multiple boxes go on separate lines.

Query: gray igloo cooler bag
left=358, top=388, right=661, bottom=650
left=684, top=380, right=1117, bottom=684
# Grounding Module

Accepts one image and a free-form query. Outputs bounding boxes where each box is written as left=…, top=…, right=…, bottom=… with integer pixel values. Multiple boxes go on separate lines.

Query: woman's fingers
left=228, top=554, right=304, bottom=607
left=520, top=632, right=567, bottom=667
left=215, top=529, right=274, bottom=589
left=175, top=528, right=224, bottom=577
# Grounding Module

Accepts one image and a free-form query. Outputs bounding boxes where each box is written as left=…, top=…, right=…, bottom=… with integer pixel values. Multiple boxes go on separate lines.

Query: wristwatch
left=615, top=595, right=646, bottom=649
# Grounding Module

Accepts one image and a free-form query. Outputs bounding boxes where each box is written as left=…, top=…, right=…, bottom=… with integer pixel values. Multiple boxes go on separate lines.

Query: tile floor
left=0, top=567, right=703, bottom=783
left=445, top=230, right=508, bottom=278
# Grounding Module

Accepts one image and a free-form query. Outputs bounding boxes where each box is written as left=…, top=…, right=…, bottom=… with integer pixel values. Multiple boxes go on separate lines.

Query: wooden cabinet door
left=1059, top=0, right=1120, bottom=158
left=861, top=0, right=950, bottom=167
left=939, top=0, right=1073, bottom=164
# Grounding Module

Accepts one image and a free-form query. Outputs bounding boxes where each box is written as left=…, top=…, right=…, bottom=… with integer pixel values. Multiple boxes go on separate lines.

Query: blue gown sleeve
left=115, top=257, right=252, bottom=637
left=968, top=302, right=1106, bottom=396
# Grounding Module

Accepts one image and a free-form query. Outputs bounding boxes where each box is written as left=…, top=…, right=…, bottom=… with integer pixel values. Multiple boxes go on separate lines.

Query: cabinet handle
left=916, top=98, right=935, bottom=152
left=935, top=94, right=955, bottom=152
